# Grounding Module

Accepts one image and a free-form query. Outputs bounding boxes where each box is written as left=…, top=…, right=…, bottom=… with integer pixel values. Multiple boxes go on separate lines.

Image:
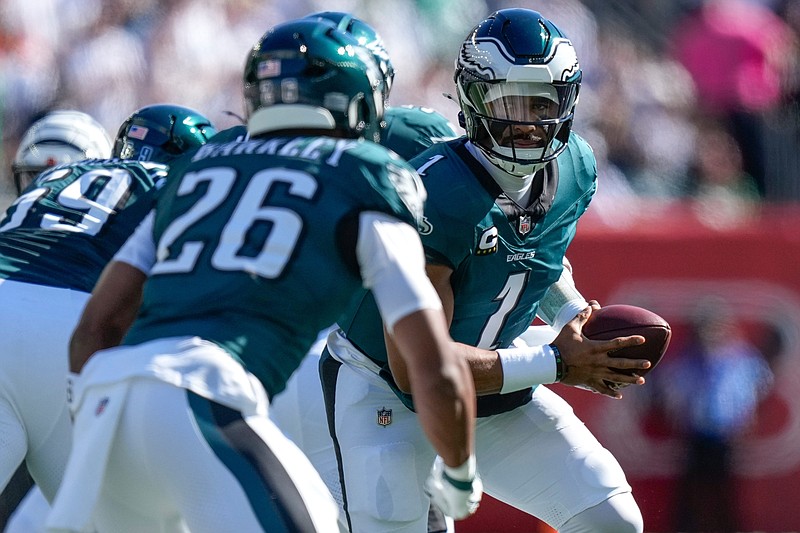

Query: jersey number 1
left=477, top=271, right=530, bottom=349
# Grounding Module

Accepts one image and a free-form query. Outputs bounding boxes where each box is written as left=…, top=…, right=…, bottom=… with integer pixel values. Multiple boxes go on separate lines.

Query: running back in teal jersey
left=337, top=132, right=596, bottom=413
left=0, top=159, right=168, bottom=292
left=124, top=134, right=424, bottom=397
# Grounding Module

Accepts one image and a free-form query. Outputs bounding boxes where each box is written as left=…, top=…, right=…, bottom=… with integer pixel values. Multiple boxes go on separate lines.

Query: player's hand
left=553, top=302, right=649, bottom=398
left=424, top=455, right=482, bottom=520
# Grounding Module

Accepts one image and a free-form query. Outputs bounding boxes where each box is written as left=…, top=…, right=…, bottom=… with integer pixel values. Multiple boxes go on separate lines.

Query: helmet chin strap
left=466, top=141, right=540, bottom=205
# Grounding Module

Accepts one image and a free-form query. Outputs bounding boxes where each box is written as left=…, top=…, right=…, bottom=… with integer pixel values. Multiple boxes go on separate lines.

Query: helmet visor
left=465, top=81, right=578, bottom=168
left=466, top=81, right=577, bottom=123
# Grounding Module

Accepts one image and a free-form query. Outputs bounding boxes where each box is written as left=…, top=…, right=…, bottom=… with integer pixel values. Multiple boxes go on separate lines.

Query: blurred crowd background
left=2, top=0, right=799, bottom=213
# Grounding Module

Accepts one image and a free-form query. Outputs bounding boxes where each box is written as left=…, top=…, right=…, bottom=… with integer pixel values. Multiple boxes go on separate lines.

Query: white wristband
left=551, top=298, right=590, bottom=332
left=497, top=344, right=557, bottom=393
left=443, top=454, right=477, bottom=482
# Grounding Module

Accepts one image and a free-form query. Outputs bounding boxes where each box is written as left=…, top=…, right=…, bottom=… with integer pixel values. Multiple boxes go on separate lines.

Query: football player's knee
left=560, top=493, right=643, bottom=533
left=344, top=441, right=429, bottom=525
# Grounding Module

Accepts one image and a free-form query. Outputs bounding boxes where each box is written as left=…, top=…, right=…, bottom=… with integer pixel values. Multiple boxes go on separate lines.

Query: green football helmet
left=455, top=9, right=582, bottom=176
left=112, top=104, right=217, bottom=163
left=303, top=12, right=395, bottom=101
left=243, top=18, right=385, bottom=143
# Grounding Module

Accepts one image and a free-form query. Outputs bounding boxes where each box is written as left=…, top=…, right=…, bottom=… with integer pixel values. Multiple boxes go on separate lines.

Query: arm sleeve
left=536, top=263, right=588, bottom=332
left=356, top=211, right=442, bottom=333
left=111, top=210, right=157, bottom=275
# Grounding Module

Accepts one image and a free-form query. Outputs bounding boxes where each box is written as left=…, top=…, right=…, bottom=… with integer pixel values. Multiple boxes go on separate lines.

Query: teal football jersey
left=208, top=124, right=248, bottom=144
left=0, top=159, right=168, bottom=292
left=381, top=105, right=459, bottom=161
left=338, top=132, right=597, bottom=414
left=123, top=135, right=425, bottom=397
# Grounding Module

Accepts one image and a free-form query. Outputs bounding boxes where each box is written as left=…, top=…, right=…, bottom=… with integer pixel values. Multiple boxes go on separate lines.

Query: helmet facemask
left=12, top=143, right=89, bottom=193
left=460, top=80, right=578, bottom=176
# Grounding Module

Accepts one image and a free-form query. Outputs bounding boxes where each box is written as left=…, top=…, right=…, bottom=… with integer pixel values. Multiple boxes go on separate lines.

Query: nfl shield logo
left=518, top=215, right=532, bottom=235
left=377, top=407, right=392, bottom=427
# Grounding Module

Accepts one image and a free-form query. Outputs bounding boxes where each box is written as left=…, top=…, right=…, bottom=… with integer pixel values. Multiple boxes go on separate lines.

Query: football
left=582, top=304, right=672, bottom=381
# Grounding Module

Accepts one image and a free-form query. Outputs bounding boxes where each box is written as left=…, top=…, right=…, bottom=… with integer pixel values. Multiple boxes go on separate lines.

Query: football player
left=265, top=13, right=462, bottom=533
left=269, top=102, right=463, bottom=533
left=2, top=109, right=114, bottom=533
left=319, top=9, right=652, bottom=533
left=50, top=18, right=479, bottom=533
left=0, top=104, right=215, bottom=513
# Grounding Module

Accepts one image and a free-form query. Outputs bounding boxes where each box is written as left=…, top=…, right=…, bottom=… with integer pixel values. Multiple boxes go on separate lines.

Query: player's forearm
left=455, top=342, right=505, bottom=395
left=389, top=329, right=507, bottom=396
left=458, top=338, right=569, bottom=395
left=69, top=261, right=146, bottom=373
left=69, top=321, right=129, bottom=373
left=413, top=360, right=475, bottom=467
left=390, top=309, right=476, bottom=468
left=537, top=260, right=588, bottom=331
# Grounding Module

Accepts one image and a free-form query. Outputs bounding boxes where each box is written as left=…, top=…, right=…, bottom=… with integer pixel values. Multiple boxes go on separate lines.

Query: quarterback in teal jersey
left=320, top=9, right=652, bottom=533
left=53, top=19, right=480, bottom=533
left=0, top=104, right=214, bottom=513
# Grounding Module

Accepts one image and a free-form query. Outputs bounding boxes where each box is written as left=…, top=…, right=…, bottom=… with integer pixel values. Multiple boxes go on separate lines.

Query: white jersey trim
left=112, top=210, right=156, bottom=274
left=356, top=211, right=442, bottom=332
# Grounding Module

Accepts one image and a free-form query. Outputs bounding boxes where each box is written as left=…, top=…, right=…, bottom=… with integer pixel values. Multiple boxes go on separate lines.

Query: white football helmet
left=12, top=110, right=113, bottom=194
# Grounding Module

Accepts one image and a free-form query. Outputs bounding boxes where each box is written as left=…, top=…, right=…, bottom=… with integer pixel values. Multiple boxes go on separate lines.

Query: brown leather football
left=583, top=304, right=671, bottom=379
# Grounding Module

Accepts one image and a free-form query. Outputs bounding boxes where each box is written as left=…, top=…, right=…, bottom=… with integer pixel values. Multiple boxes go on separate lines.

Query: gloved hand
left=424, top=455, right=482, bottom=520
